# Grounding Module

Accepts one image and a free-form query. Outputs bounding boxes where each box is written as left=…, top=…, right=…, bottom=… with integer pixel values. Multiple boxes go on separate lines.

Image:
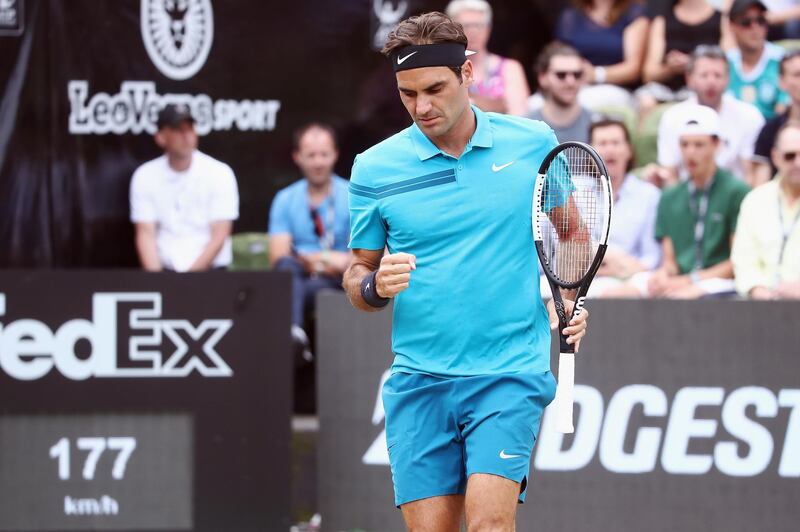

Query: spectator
left=654, top=45, right=764, bottom=185
left=614, top=106, right=750, bottom=298
left=446, top=0, right=531, bottom=115
left=589, top=118, right=662, bottom=295
left=727, top=0, right=789, bottom=119
left=529, top=43, right=594, bottom=143
left=752, top=49, right=800, bottom=183
left=639, top=0, right=726, bottom=110
left=268, top=123, right=351, bottom=357
left=763, top=0, right=800, bottom=39
left=555, top=0, right=650, bottom=108
left=130, top=104, right=239, bottom=272
left=732, top=121, right=800, bottom=299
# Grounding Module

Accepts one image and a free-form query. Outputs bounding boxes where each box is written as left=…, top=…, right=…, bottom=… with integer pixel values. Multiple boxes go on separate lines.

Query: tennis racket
left=533, top=141, right=612, bottom=434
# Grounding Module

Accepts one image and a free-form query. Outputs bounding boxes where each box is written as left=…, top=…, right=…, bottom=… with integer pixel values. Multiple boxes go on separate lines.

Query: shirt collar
left=409, top=105, right=494, bottom=161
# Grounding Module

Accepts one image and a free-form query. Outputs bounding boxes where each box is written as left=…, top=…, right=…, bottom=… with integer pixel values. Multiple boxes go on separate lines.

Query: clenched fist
left=376, top=252, right=416, bottom=298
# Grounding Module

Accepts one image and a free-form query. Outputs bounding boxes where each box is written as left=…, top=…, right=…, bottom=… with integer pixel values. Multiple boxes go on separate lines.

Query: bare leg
left=464, top=474, right=519, bottom=532
left=401, top=494, right=464, bottom=532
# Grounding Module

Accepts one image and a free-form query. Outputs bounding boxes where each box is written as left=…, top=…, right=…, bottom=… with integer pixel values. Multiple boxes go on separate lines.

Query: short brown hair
left=589, top=117, right=635, bottom=171
left=382, top=12, right=468, bottom=80
left=292, top=122, right=338, bottom=152
left=535, top=41, right=583, bottom=75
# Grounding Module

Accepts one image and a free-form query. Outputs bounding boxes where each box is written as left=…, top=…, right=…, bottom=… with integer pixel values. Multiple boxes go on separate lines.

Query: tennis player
left=343, top=12, right=590, bottom=531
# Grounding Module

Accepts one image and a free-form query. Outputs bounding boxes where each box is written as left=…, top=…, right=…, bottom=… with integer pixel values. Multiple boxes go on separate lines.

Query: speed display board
left=0, top=271, right=292, bottom=531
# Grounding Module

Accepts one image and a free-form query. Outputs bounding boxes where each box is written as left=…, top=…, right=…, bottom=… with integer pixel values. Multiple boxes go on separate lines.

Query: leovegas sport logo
left=0, top=292, right=233, bottom=380
left=363, top=372, right=800, bottom=479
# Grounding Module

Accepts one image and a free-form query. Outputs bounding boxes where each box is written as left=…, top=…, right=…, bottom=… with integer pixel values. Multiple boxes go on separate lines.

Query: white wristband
left=594, top=66, right=607, bottom=84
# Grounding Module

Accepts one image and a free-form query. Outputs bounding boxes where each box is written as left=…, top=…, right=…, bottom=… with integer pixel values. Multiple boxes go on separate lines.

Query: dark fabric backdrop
left=0, top=0, right=555, bottom=268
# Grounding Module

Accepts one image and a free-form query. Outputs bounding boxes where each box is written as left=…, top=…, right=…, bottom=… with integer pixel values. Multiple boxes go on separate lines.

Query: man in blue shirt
left=343, top=12, right=590, bottom=530
left=269, top=123, right=351, bottom=358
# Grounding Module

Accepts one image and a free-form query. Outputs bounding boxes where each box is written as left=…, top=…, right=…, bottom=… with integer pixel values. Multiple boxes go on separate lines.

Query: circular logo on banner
left=141, top=0, right=214, bottom=80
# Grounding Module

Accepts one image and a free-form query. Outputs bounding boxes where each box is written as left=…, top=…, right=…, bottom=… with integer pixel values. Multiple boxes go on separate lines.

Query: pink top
left=471, top=56, right=506, bottom=99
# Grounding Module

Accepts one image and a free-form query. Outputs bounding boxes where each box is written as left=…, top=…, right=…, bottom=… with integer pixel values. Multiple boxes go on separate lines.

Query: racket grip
left=554, top=352, right=575, bottom=434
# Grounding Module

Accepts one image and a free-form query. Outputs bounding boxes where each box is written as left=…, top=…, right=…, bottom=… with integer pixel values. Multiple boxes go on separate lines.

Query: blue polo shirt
left=349, top=106, right=559, bottom=378
left=269, top=175, right=350, bottom=254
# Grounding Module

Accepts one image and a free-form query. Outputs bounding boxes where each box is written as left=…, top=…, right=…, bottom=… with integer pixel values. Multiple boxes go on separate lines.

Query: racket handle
left=554, top=352, right=575, bottom=434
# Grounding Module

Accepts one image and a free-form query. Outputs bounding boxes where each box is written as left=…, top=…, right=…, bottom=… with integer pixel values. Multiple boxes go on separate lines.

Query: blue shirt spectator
left=268, top=175, right=351, bottom=254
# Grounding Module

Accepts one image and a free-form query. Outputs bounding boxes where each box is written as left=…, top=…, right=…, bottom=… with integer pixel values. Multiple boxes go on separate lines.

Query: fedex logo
left=0, top=293, right=232, bottom=380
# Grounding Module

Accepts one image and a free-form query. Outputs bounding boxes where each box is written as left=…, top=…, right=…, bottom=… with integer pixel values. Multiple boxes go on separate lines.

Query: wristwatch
left=594, top=66, right=607, bottom=84
left=689, top=271, right=701, bottom=284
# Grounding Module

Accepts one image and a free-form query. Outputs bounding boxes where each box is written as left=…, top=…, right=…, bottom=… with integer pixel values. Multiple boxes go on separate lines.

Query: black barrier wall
left=0, top=271, right=292, bottom=531
left=317, top=294, right=800, bottom=532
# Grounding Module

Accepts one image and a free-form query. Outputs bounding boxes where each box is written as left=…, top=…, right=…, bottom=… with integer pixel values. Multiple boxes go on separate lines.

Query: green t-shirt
left=655, top=169, right=750, bottom=274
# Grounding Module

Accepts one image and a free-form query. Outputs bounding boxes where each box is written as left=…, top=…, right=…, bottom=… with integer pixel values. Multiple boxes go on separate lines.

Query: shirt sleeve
left=657, top=108, right=680, bottom=168
left=638, top=188, right=663, bottom=269
left=129, top=168, right=157, bottom=223
left=210, top=165, right=239, bottom=221
left=740, top=110, right=765, bottom=162
left=348, top=155, right=387, bottom=250
left=731, top=192, right=768, bottom=296
left=268, top=189, right=292, bottom=235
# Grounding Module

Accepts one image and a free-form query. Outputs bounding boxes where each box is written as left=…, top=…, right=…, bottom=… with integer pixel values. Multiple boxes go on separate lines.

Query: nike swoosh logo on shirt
left=492, top=161, right=515, bottom=172
left=397, top=51, right=418, bottom=65
left=499, top=450, right=522, bottom=459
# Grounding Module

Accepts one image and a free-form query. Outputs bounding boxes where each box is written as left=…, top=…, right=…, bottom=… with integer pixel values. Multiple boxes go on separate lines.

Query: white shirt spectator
left=130, top=150, right=239, bottom=271
left=657, top=93, right=764, bottom=180
left=610, top=174, right=662, bottom=269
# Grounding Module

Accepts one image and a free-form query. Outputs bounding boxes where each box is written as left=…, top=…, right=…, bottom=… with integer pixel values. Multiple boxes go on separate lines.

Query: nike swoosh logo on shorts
left=492, top=161, right=515, bottom=172
left=397, top=51, right=418, bottom=64
left=499, top=450, right=522, bottom=459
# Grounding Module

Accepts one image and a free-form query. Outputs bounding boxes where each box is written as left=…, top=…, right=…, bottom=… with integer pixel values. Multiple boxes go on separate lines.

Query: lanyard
left=687, top=178, right=713, bottom=272
left=309, top=192, right=335, bottom=252
left=776, top=192, right=800, bottom=283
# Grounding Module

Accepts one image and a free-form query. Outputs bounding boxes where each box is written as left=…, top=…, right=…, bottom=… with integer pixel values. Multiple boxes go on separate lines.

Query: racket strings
left=540, top=146, right=605, bottom=285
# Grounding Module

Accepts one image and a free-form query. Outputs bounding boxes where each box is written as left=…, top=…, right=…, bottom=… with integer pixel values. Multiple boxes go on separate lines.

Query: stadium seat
left=231, top=232, right=270, bottom=271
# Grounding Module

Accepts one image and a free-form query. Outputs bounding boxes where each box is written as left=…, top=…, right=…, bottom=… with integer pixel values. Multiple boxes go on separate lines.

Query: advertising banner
left=317, top=295, right=800, bottom=532
left=0, top=271, right=292, bottom=531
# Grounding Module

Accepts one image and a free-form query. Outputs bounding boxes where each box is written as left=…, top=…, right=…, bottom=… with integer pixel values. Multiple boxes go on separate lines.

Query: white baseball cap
left=677, top=104, right=721, bottom=138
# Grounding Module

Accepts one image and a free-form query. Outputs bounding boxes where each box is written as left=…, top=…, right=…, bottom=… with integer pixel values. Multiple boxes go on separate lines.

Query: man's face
left=679, top=134, right=719, bottom=178
left=780, top=56, right=800, bottom=104
left=538, top=55, right=584, bottom=107
left=687, top=57, right=728, bottom=107
left=293, top=128, right=338, bottom=187
left=453, top=9, right=490, bottom=51
left=591, top=124, right=632, bottom=181
left=773, top=126, right=800, bottom=187
left=155, top=120, right=197, bottom=159
left=396, top=62, right=473, bottom=139
left=731, top=6, right=768, bottom=53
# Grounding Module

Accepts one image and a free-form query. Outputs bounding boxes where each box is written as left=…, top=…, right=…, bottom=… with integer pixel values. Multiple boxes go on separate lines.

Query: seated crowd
left=129, top=0, right=800, bottom=360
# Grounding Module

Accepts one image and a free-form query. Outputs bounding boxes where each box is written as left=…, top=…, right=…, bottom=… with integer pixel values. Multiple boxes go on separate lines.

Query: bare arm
left=643, top=16, right=669, bottom=83
left=501, top=58, right=531, bottom=116
left=269, top=233, right=293, bottom=268
left=602, top=16, right=649, bottom=86
left=135, top=222, right=162, bottom=271
left=343, top=249, right=386, bottom=312
left=343, top=249, right=416, bottom=312
left=188, top=220, right=233, bottom=271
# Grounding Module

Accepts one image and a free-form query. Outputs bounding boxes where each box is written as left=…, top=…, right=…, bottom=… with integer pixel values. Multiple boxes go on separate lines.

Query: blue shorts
left=382, top=370, right=557, bottom=507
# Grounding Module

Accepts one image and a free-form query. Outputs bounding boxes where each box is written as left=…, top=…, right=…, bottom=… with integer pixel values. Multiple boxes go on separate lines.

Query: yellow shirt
left=732, top=179, right=800, bottom=296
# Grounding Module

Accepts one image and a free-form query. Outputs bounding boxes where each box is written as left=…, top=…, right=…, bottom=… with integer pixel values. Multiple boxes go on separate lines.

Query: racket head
left=533, top=141, right=612, bottom=290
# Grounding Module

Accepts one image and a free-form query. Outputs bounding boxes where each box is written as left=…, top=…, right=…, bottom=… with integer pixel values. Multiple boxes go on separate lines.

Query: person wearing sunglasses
left=752, top=50, right=800, bottom=184
left=727, top=0, right=790, bottom=119
left=528, top=42, right=594, bottom=143
left=732, top=121, right=800, bottom=299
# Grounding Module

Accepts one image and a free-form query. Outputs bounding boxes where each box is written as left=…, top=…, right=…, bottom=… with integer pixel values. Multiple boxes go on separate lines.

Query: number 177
left=49, top=437, right=137, bottom=480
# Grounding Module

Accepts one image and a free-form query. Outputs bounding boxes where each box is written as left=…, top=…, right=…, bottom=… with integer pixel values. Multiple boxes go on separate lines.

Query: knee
left=273, top=255, right=302, bottom=273
left=466, top=513, right=514, bottom=532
